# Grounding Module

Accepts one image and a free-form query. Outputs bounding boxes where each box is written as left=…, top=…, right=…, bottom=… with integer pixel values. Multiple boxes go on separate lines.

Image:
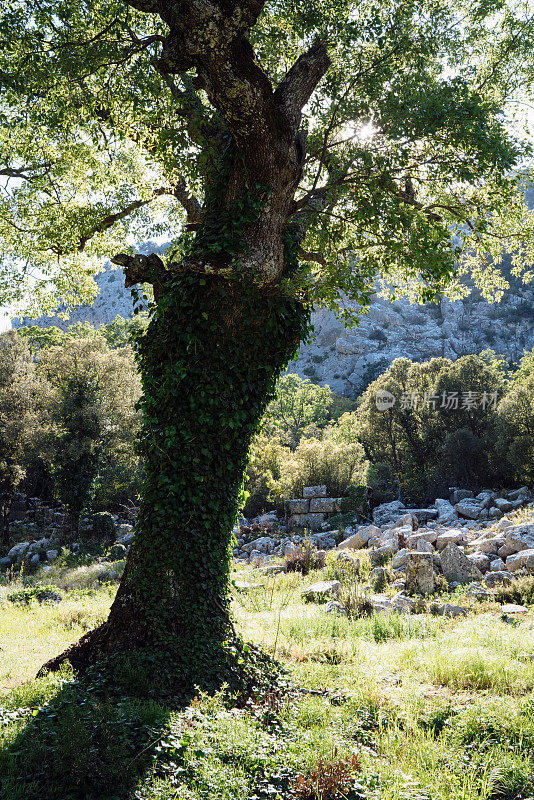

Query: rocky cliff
left=289, top=272, right=534, bottom=395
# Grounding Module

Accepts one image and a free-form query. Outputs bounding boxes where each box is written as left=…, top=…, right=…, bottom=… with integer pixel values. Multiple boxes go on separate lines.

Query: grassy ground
left=1, top=561, right=534, bottom=800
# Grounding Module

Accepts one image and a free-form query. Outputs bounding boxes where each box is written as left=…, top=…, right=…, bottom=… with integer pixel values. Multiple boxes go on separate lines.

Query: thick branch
left=111, top=252, right=167, bottom=287
left=274, top=39, right=331, bottom=132
left=172, top=177, right=203, bottom=224
left=124, top=0, right=284, bottom=177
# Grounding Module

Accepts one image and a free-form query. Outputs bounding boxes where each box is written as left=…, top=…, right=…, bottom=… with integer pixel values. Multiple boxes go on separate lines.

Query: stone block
left=403, top=508, right=439, bottom=524
left=436, top=530, right=464, bottom=550
left=289, top=512, right=325, bottom=530
left=405, top=552, right=434, bottom=595
left=484, top=571, right=512, bottom=588
left=455, top=500, right=483, bottom=519
left=302, top=580, right=340, bottom=600
left=506, top=548, right=534, bottom=572
left=309, top=497, right=336, bottom=513
left=303, top=485, right=327, bottom=498
left=288, top=499, right=309, bottom=514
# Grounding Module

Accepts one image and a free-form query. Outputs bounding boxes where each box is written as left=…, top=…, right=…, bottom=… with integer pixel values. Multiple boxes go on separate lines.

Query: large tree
left=2, top=0, right=534, bottom=695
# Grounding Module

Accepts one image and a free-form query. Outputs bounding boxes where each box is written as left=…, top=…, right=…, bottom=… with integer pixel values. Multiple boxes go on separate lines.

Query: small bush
left=433, top=573, right=449, bottom=595
left=370, top=567, right=388, bottom=593
left=7, top=586, right=62, bottom=604
left=92, top=511, right=116, bottom=540
left=285, top=537, right=321, bottom=576
left=495, top=577, right=534, bottom=607
left=339, top=587, right=373, bottom=619
left=292, top=752, right=363, bottom=800
left=324, top=552, right=361, bottom=584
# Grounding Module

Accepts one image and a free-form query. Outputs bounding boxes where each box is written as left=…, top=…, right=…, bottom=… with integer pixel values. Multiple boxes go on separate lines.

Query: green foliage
left=106, top=270, right=311, bottom=695
left=357, top=355, right=508, bottom=504
left=1, top=0, right=534, bottom=316
left=7, top=586, right=62, bottom=605
left=3, top=0, right=534, bottom=707
left=497, top=348, right=534, bottom=484
left=0, top=681, right=171, bottom=800
left=38, top=333, right=142, bottom=515
left=495, top=577, right=534, bottom=607
left=0, top=332, right=50, bottom=540
left=92, top=512, right=116, bottom=540
left=339, top=485, right=368, bottom=515
left=51, top=373, right=102, bottom=532
left=245, top=433, right=367, bottom=514
left=265, top=374, right=334, bottom=448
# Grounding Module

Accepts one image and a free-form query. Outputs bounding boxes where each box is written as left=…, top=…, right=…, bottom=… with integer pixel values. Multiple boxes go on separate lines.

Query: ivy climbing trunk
left=40, top=270, right=309, bottom=697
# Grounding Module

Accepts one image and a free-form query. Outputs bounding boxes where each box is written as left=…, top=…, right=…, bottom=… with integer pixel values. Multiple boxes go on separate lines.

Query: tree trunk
left=0, top=492, right=12, bottom=545
left=40, top=270, right=309, bottom=698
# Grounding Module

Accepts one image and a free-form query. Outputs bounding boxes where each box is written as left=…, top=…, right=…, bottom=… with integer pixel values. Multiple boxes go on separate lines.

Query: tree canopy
left=1, top=0, right=534, bottom=318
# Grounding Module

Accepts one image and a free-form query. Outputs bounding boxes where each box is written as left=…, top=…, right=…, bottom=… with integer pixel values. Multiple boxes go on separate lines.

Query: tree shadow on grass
left=0, top=671, right=180, bottom=800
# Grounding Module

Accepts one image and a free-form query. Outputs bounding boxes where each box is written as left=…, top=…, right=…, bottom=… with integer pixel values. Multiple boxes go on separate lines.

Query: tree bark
left=0, top=493, right=11, bottom=545
left=40, top=269, right=309, bottom=697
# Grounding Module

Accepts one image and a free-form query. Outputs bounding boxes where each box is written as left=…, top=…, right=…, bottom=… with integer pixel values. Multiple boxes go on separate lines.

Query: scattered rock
left=438, top=603, right=468, bottom=618
left=455, top=499, right=483, bottom=519
left=467, top=552, right=492, bottom=573
left=372, top=501, right=405, bottom=526
left=260, top=564, right=287, bottom=575
left=325, top=600, right=347, bottom=615
left=450, top=488, right=474, bottom=504
left=7, top=542, right=30, bottom=559
left=302, top=580, right=341, bottom=601
left=467, top=582, right=492, bottom=601
left=506, top=548, right=534, bottom=572
left=484, top=571, right=513, bottom=588
left=440, top=542, right=483, bottom=585
left=369, top=542, right=398, bottom=564
left=369, top=593, right=395, bottom=613
left=434, top=499, right=458, bottom=524
left=405, top=552, right=434, bottom=595
left=436, top=530, right=464, bottom=550
left=241, top=536, right=274, bottom=554
left=404, top=508, right=439, bottom=524
left=392, top=592, right=416, bottom=613
left=501, top=603, right=528, bottom=615
left=234, top=581, right=260, bottom=592
left=493, top=498, right=515, bottom=512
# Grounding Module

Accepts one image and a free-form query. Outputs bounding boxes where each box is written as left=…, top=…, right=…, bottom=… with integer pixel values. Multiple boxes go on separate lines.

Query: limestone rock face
left=440, top=542, right=483, bottom=585
left=285, top=274, right=534, bottom=396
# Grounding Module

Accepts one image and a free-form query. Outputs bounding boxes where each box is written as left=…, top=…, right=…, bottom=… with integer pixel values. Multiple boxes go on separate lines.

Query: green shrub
left=92, top=511, right=116, bottom=540
left=495, top=577, right=534, bottom=607
left=487, top=761, right=533, bottom=800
